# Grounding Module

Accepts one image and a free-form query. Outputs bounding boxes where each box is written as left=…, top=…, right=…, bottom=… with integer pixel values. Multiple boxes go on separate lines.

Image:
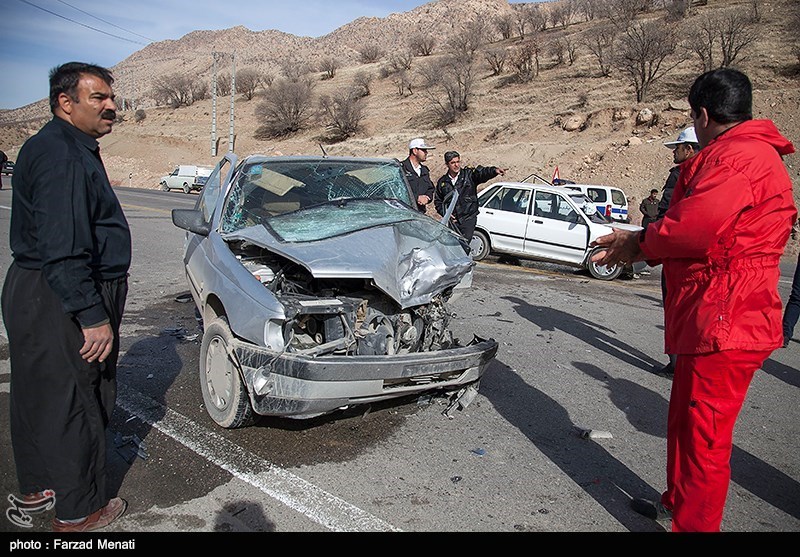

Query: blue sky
left=0, top=0, right=538, bottom=110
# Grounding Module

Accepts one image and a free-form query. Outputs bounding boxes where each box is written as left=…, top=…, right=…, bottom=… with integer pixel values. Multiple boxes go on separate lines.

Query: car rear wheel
left=587, top=247, right=624, bottom=281
left=182, top=182, right=191, bottom=194
left=199, top=317, right=256, bottom=428
left=160, top=181, right=169, bottom=191
left=470, top=230, right=491, bottom=261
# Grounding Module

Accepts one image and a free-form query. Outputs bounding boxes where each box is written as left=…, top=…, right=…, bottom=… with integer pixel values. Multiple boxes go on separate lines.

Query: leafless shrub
left=254, top=78, right=315, bottom=138
left=510, top=38, right=541, bottom=83
left=576, top=0, right=598, bottom=21
left=351, top=71, right=373, bottom=97
left=388, top=51, right=414, bottom=74
left=417, top=55, right=475, bottom=125
left=597, top=0, right=648, bottom=29
left=215, top=73, right=231, bottom=96
left=391, top=70, right=414, bottom=97
left=551, top=38, right=565, bottom=66
left=717, top=8, right=758, bottom=67
left=152, top=73, right=196, bottom=108
left=318, top=90, right=365, bottom=141
left=550, top=1, right=574, bottom=29
left=446, top=20, right=485, bottom=60
left=514, top=8, right=528, bottom=38
left=584, top=24, right=616, bottom=76
left=280, top=58, right=311, bottom=82
left=409, top=32, right=436, bottom=56
left=525, top=4, right=548, bottom=33
left=134, top=109, right=146, bottom=123
left=664, top=0, right=690, bottom=22
left=318, top=57, right=339, bottom=80
left=613, top=19, right=680, bottom=102
left=235, top=68, right=262, bottom=100
left=496, top=13, right=516, bottom=40
left=563, top=35, right=579, bottom=65
left=485, top=47, right=508, bottom=76
left=357, top=44, right=384, bottom=64
left=190, top=80, right=208, bottom=102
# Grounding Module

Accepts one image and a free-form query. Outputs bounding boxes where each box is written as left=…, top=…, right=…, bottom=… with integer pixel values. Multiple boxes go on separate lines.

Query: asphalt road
left=0, top=186, right=798, bottom=538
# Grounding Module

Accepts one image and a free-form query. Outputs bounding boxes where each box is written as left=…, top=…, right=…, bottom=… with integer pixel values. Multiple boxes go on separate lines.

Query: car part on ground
left=172, top=153, right=498, bottom=428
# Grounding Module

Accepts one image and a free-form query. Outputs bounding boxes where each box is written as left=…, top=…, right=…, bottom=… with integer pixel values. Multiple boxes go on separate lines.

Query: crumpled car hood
left=224, top=216, right=473, bottom=309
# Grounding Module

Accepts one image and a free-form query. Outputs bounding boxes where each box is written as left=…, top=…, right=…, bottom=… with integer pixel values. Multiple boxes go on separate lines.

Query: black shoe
left=631, top=498, right=672, bottom=521
left=784, top=336, right=790, bottom=348
left=655, top=362, right=674, bottom=377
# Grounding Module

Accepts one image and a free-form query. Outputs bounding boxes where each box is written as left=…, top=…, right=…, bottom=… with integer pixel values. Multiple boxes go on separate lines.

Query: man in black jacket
left=434, top=150, right=505, bottom=252
left=401, top=138, right=435, bottom=213
left=2, top=62, right=130, bottom=532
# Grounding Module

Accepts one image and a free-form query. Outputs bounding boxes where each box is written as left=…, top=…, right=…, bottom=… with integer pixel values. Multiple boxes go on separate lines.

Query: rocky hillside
left=1, top=0, right=798, bottom=254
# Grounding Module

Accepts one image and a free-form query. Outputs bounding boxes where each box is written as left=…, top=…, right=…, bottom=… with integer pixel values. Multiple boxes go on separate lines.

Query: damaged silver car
left=171, top=153, right=498, bottom=428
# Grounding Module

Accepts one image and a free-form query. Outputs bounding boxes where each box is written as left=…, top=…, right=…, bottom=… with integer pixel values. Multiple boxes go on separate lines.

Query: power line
left=17, top=0, right=149, bottom=46
left=56, top=0, right=155, bottom=42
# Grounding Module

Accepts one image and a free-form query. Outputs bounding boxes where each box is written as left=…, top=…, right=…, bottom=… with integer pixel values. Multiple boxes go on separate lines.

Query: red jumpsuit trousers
left=660, top=349, right=771, bottom=532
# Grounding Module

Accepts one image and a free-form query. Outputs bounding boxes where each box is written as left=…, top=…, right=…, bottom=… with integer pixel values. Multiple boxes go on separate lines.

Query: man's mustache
left=101, top=110, right=116, bottom=120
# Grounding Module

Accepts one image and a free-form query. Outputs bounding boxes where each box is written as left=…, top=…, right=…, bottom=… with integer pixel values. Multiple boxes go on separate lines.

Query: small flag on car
left=552, top=166, right=560, bottom=183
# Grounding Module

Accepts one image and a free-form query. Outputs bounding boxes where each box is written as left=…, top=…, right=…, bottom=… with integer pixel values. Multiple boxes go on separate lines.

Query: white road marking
left=116, top=383, right=401, bottom=532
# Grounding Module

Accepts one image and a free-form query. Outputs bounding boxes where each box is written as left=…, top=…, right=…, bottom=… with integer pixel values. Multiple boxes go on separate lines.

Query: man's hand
left=80, top=323, right=114, bottom=363
left=496, top=168, right=506, bottom=176
left=417, top=194, right=430, bottom=206
left=590, top=228, right=644, bottom=267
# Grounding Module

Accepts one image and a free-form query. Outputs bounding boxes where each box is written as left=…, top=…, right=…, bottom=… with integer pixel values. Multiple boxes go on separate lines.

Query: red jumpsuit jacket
left=640, top=119, right=796, bottom=354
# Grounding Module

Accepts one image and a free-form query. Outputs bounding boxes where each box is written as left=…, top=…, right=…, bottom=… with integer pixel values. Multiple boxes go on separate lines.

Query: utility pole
left=211, top=51, right=218, bottom=157
left=228, top=51, right=236, bottom=153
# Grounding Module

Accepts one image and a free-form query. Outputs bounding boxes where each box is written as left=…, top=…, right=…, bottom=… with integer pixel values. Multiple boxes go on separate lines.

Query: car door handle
left=532, top=219, right=544, bottom=224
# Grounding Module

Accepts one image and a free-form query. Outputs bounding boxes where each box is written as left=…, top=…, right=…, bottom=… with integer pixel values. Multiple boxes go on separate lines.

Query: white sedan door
left=523, top=190, right=590, bottom=265
left=478, top=186, right=531, bottom=254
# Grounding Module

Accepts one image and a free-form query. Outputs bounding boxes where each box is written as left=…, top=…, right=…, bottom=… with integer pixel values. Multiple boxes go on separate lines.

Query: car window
left=196, top=159, right=230, bottom=224
left=611, top=189, right=627, bottom=205
left=534, top=191, right=579, bottom=222
left=479, top=185, right=501, bottom=207
left=587, top=188, right=606, bottom=203
left=486, top=186, right=530, bottom=214
left=220, top=158, right=414, bottom=236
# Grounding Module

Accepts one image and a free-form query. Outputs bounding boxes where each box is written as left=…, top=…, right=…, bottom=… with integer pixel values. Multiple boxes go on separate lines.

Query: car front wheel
left=199, top=317, right=256, bottom=428
left=160, top=181, right=169, bottom=191
left=587, top=247, right=624, bottom=281
left=470, top=230, right=491, bottom=261
left=182, top=182, right=191, bottom=194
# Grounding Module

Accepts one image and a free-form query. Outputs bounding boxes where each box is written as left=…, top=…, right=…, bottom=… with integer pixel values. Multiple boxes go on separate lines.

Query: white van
left=159, top=165, right=213, bottom=194
left=561, top=183, right=630, bottom=223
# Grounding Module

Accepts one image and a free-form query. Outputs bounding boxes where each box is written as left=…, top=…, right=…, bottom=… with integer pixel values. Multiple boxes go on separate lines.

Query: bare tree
left=577, top=0, right=598, bottom=21
left=510, top=38, right=541, bottom=83
left=215, top=73, right=232, bottom=96
left=152, top=73, right=196, bottom=108
left=417, top=55, right=475, bottom=125
left=351, top=70, right=373, bottom=97
left=664, top=0, right=691, bottom=22
left=597, top=0, right=647, bottom=29
left=318, top=90, right=365, bottom=141
left=585, top=24, right=616, bottom=76
left=496, top=13, right=516, bottom=40
left=391, top=70, right=414, bottom=97
left=254, top=78, right=315, bottom=138
left=446, top=20, right=485, bottom=60
left=718, top=8, right=758, bottom=67
left=409, top=32, right=436, bottom=56
left=525, top=4, right=548, bottom=33
left=485, top=47, right=508, bottom=76
left=235, top=68, right=262, bottom=100
left=613, top=20, right=680, bottom=102
left=357, top=44, right=384, bottom=64
left=550, top=1, right=574, bottom=29
left=280, top=58, right=312, bottom=82
left=563, top=35, right=579, bottom=65
left=386, top=51, right=413, bottom=74
left=318, top=57, right=339, bottom=80
left=190, top=80, right=208, bottom=103
left=514, top=8, right=529, bottom=38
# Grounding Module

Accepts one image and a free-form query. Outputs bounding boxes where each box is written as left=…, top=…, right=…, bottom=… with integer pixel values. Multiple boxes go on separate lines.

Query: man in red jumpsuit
left=591, top=68, right=796, bottom=532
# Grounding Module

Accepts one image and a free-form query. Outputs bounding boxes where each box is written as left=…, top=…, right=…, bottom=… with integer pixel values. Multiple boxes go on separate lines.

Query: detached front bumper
left=232, top=337, right=499, bottom=418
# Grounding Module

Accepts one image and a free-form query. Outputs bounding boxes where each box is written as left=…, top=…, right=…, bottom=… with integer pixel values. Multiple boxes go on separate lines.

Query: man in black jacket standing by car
left=2, top=62, right=130, bottom=532
left=401, top=138, right=435, bottom=213
left=434, top=150, right=505, bottom=253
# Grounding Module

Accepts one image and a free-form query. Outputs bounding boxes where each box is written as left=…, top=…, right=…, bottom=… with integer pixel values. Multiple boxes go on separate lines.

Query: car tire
left=160, top=181, right=169, bottom=191
left=470, top=230, right=491, bottom=261
left=182, top=182, right=191, bottom=194
left=587, top=247, right=624, bottom=281
left=199, top=317, right=256, bottom=429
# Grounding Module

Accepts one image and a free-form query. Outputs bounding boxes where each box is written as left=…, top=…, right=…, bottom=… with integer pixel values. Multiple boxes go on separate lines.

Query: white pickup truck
left=159, top=165, right=213, bottom=194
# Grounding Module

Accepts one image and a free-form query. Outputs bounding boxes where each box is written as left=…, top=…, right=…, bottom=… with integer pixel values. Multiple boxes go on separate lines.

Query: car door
left=524, top=190, right=589, bottom=265
left=183, top=155, right=235, bottom=306
left=478, top=185, right=531, bottom=254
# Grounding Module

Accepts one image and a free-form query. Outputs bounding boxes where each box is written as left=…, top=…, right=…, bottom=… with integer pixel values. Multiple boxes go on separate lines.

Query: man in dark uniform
left=434, top=150, right=505, bottom=253
left=2, top=62, right=130, bottom=532
left=401, top=138, right=435, bottom=213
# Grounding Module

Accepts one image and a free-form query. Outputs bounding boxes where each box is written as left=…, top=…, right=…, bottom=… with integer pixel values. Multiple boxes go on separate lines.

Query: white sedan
left=470, top=181, right=642, bottom=280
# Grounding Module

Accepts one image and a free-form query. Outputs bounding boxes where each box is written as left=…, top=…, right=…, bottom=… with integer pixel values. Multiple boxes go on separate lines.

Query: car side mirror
left=172, top=209, right=211, bottom=237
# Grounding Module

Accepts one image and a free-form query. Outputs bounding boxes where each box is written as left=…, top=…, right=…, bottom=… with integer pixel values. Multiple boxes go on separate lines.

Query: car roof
left=482, top=181, right=592, bottom=196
